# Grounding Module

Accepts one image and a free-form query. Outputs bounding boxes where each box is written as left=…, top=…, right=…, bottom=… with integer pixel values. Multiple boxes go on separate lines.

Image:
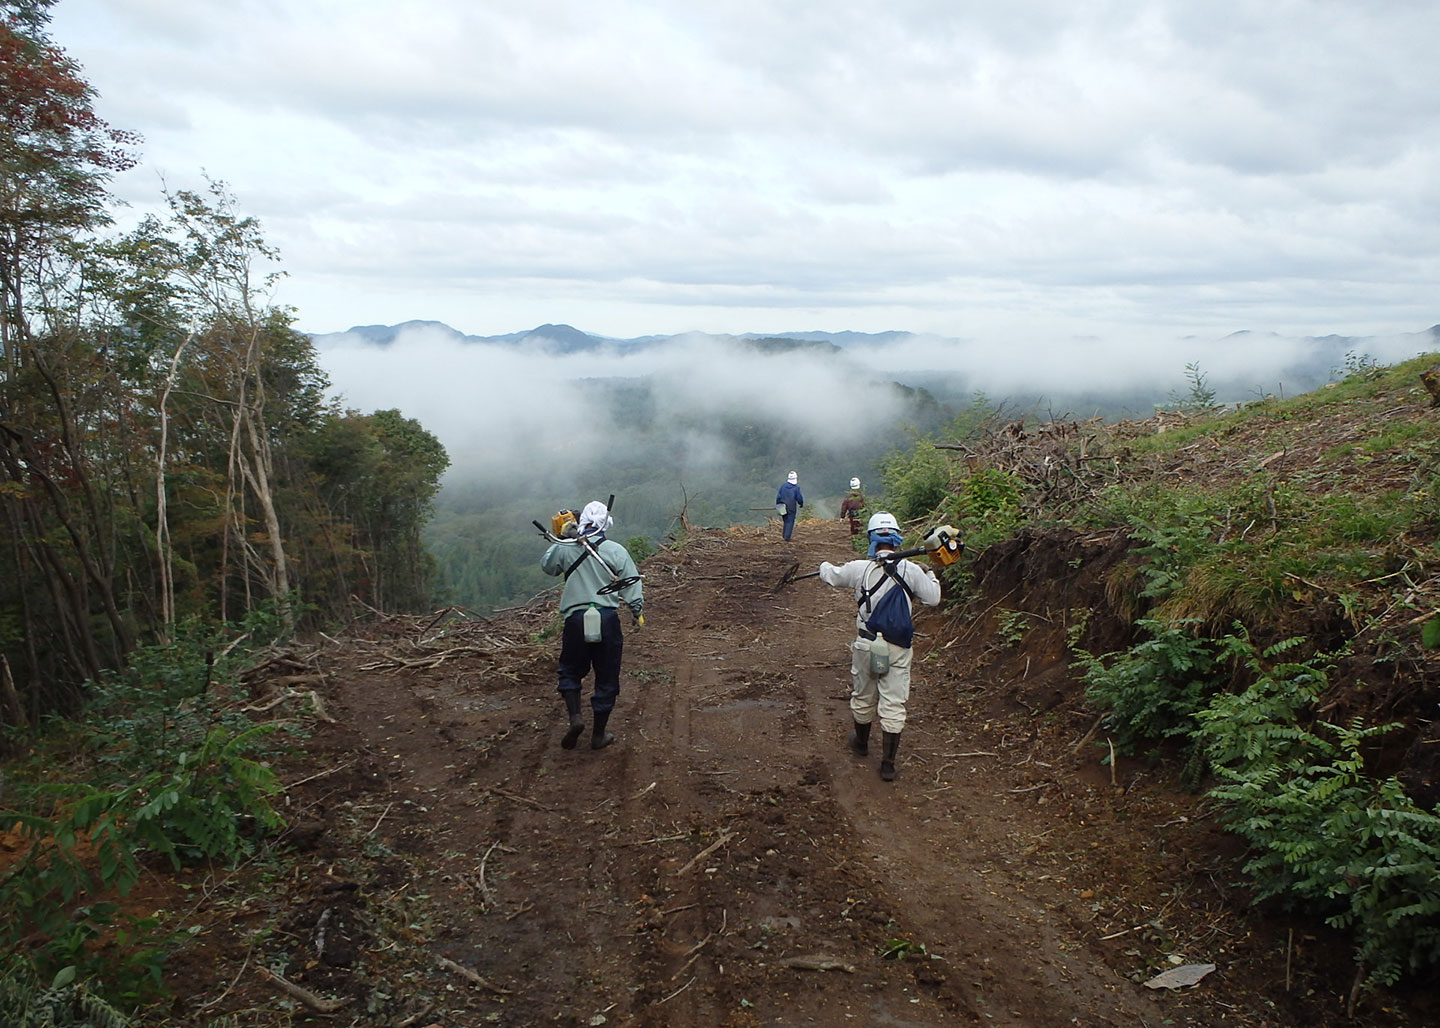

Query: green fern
left=0, top=959, right=131, bottom=1028
left=1203, top=700, right=1440, bottom=987
left=1074, top=618, right=1220, bottom=754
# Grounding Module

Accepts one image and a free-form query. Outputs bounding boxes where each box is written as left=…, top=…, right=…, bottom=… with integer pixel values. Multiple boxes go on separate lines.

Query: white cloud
left=316, top=328, right=914, bottom=481
left=46, top=0, right=1440, bottom=344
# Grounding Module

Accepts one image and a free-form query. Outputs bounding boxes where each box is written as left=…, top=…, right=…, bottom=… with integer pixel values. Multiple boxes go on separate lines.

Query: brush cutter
left=533, top=494, right=642, bottom=597
left=772, top=525, right=962, bottom=592
left=773, top=547, right=923, bottom=592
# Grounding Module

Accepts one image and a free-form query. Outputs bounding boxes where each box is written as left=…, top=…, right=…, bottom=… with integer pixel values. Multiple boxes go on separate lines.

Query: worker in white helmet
left=540, top=500, right=644, bottom=751
left=816, top=511, right=942, bottom=781
left=839, top=477, right=865, bottom=535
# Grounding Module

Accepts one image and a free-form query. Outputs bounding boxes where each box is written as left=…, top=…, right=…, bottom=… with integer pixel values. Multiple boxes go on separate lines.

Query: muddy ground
left=146, top=517, right=1436, bottom=1028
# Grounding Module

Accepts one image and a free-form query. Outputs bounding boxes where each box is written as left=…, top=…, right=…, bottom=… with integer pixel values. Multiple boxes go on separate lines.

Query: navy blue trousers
left=556, top=607, right=624, bottom=713
left=781, top=509, right=797, bottom=540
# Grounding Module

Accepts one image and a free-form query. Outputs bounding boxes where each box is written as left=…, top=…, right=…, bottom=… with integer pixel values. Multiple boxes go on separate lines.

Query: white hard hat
left=867, top=511, right=899, bottom=533
left=850, top=477, right=860, bottom=489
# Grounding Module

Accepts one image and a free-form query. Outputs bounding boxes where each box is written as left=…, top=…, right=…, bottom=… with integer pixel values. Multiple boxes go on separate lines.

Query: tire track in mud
left=602, top=528, right=968, bottom=1026
left=299, top=521, right=1222, bottom=1027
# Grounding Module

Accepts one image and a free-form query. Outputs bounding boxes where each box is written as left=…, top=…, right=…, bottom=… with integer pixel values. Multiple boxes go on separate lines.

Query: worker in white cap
left=540, top=500, right=644, bottom=750
left=775, top=471, right=804, bottom=541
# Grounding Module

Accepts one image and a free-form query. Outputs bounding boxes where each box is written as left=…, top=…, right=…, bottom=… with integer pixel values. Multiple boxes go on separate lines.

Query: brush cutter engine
left=551, top=508, right=579, bottom=537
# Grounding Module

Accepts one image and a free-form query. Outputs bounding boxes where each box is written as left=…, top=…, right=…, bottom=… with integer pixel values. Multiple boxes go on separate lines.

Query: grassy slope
left=938, top=351, right=1440, bottom=991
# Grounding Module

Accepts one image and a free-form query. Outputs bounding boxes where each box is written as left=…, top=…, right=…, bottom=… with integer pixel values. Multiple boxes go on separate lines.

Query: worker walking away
left=839, top=476, right=865, bottom=535
left=817, top=512, right=944, bottom=781
left=540, top=500, right=644, bottom=750
left=775, top=470, right=804, bottom=541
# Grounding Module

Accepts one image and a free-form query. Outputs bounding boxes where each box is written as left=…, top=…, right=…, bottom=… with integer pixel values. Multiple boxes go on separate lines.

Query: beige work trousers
left=848, top=636, right=913, bottom=734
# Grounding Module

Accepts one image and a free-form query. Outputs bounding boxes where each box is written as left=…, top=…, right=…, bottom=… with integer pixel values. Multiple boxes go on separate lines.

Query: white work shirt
left=818, top=555, right=942, bottom=637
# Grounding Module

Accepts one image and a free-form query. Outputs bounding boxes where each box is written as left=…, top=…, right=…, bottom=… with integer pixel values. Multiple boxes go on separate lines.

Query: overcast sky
left=48, top=0, right=1440, bottom=348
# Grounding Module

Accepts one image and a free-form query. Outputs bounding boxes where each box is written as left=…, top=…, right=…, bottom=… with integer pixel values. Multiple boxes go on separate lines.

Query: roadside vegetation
left=0, top=5, right=444, bottom=1021
left=872, top=350, right=1440, bottom=999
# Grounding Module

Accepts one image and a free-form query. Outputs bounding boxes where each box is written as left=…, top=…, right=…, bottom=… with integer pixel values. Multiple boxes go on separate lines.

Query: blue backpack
left=860, top=563, right=915, bottom=648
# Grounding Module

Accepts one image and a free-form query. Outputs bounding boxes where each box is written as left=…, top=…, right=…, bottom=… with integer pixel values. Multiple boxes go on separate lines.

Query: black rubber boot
left=850, top=720, right=872, bottom=756
left=561, top=691, right=584, bottom=750
left=879, top=731, right=901, bottom=781
left=591, top=709, right=615, bottom=750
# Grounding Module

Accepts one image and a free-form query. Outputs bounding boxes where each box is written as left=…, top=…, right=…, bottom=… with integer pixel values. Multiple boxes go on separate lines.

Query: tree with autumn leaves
left=0, top=2, right=448, bottom=723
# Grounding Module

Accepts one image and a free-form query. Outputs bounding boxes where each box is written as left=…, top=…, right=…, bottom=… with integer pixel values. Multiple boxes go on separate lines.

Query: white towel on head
left=787, top=471, right=798, bottom=484
left=850, top=477, right=860, bottom=489
left=579, top=500, right=612, bottom=535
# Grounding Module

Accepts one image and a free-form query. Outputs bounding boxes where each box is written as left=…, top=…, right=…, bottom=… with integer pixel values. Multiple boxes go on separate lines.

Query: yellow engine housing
left=926, top=528, right=964, bottom=567
left=551, top=509, right=578, bottom=537
left=930, top=538, right=963, bottom=567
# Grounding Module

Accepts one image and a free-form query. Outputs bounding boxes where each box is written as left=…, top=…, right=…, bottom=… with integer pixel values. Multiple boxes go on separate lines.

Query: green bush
left=1196, top=637, right=1440, bottom=987
left=0, top=959, right=130, bottom=1028
left=1202, top=718, right=1440, bottom=987
left=950, top=467, right=1024, bottom=552
left=1074, top=618, right=1221, bottom=755
left=878, top=440, right=952, bottom=524
left=0, top=723, right=282, bottom=999
left=624, top=535, right=654, bottom=563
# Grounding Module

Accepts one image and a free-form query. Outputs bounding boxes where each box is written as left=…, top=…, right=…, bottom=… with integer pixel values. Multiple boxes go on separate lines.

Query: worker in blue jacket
left=775, top=471, right=804, bottom=541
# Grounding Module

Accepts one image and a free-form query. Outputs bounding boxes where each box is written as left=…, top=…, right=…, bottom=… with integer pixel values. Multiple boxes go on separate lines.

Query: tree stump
left=1422, top=365, right=1440, bottom=407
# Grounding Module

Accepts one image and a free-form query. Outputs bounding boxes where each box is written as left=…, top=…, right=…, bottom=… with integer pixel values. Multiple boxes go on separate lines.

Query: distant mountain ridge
left=314, top=320, right=1440, bottom=355
left=312, top=320, right=1440, bottom=410
left=311, top=321, right=929, bottom=354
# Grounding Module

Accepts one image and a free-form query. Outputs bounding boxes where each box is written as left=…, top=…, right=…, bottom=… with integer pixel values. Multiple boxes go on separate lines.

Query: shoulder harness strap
left=857, top=559, right=914, bottom=614
left=564, top=541, right=617, bottom=581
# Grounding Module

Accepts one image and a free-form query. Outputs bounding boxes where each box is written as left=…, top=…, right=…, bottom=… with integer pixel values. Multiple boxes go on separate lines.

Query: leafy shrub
left=878, top=444, right=951, bottom=523
left=79, top=607, right=297, bottom=779
left=950, top=468, right=1024, bottom=552
left=624, top=535, right=654, bottom=563
left=1202, top=717, right=1440, bottom=987
left=1196, top=637, right=1440, bottom=987
left=0, top=959, right=130, bottom=1027
left=1074, top=618, right=1221, bottom=755
left=0, top=724, right=282, bottom=997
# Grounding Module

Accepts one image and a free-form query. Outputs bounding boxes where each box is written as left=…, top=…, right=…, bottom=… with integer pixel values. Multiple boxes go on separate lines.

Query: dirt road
left=184, top=518, right=1416, bottom=1027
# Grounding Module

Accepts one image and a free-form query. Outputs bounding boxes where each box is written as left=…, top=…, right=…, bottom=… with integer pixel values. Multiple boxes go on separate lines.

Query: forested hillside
left=0, top=11, right=448, bottom=721
left=423, top=375, right=951, bottom=612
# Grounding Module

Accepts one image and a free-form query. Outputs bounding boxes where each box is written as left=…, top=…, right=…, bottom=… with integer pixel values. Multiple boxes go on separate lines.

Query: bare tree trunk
left=154, top=329, right=195, bottom=640
left=243, top=408, right=292, bottom=613
left=0, top=655, right=27, bottom=729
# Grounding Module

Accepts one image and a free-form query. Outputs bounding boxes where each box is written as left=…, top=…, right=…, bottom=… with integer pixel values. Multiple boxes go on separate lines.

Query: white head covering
left=850, top=477, right=860, bottom=489
left=578, top=500, right=613, bottom=536
left=787, top=471, right=798, bottom=484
